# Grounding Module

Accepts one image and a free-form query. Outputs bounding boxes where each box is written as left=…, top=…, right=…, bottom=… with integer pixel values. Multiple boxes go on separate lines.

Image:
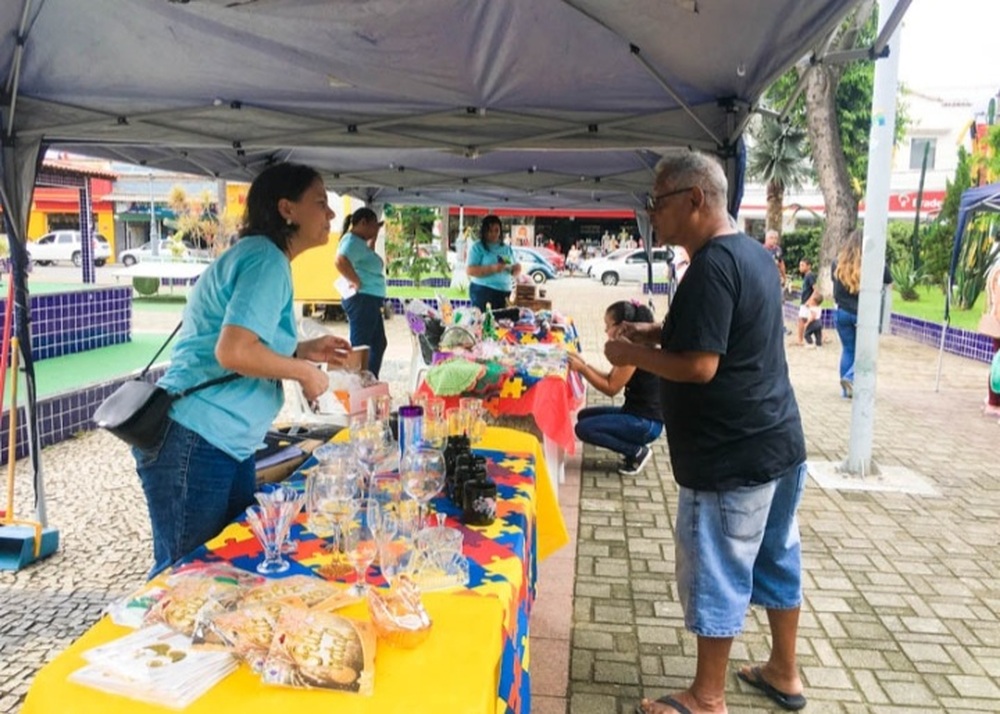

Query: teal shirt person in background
left=466, top=214, right=521, bottom=311
left=335, top=207, right=389, bottom=376
left=134, top=162, right=351, bottom=578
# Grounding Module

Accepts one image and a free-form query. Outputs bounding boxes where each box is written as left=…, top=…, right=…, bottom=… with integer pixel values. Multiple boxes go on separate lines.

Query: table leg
left=541, top=435, right=565, bottom=500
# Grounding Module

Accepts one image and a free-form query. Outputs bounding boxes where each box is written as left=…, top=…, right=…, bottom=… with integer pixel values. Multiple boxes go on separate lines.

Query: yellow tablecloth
left=22, top=427, right=568, bottom=714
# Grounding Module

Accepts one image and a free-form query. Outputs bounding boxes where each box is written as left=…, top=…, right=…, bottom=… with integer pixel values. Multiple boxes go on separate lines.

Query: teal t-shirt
left=336, top=232, right=387, bottom=298
left=467, top=240, right=515, bottom=292
left=158, top=236, right=297, bottom=460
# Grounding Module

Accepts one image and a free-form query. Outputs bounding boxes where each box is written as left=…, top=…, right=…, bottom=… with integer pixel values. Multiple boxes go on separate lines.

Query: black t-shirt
left=831, top=259, right=892, bottom=314
left=800, top=272, right=816, bottom=305
left=659, top=233, right=806, bottom=491
left=622, top=367, right=663, bottom=423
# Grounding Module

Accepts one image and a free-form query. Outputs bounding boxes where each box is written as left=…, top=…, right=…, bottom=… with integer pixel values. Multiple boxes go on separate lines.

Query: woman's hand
left=297, top=335, right=352, bottom=366
left=566, top=352, right=586, bottom=373
left=298, top=364, right=330, bottom=402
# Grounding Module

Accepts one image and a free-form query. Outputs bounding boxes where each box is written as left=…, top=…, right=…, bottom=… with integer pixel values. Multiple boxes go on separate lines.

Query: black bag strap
left=140, top=322, right=183, bottom=378
left=140, top=321, right=242, bottom=399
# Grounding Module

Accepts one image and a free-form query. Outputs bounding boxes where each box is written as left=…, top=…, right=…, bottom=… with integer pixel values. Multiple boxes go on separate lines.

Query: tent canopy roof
left=1, top=0, right=861, bottom=209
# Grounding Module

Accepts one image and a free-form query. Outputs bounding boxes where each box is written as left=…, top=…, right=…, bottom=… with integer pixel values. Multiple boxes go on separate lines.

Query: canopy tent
left=935, top=181, right=1000, bottom=389
left=0, top=0, right=868, bottom=521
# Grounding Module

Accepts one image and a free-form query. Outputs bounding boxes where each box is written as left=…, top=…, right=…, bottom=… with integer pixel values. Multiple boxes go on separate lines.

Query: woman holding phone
left=466, top=214, right=520, bottom=311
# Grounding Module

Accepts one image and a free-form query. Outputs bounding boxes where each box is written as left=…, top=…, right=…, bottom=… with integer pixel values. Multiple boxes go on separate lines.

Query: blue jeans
left=675, top=463, right=806, bottom=637
left=133, top=419, right=256, bottom=578
left=343, top=292, right=388, bottom=378
left=469, top=282, right=511, bottom=312
left=574, top=406, right=663, bottom=458
left=835, top=308, right=857, bottom=383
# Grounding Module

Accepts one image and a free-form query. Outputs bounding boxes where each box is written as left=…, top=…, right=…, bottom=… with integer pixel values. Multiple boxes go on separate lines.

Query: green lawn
left=387, top=285, right=467, bottom=300
left=890, top=285, right=985, bottom=332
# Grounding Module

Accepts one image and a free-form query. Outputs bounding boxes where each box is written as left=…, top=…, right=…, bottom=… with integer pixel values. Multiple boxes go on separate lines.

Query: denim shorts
left=675, top=462, right=806, bottom=637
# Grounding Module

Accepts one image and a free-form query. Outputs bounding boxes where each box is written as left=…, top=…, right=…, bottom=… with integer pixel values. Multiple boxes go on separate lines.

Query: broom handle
left=4, top=337, right=18, bottom=525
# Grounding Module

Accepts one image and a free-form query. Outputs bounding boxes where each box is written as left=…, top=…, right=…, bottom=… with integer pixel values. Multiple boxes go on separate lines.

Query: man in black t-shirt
left=607, top=151, right=808, bottom=714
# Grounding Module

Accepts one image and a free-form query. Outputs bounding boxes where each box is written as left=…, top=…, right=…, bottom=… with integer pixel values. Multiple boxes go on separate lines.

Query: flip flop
left=737, top=666, right=807, bottom=711
left=634, top=695, right=693, bottom=714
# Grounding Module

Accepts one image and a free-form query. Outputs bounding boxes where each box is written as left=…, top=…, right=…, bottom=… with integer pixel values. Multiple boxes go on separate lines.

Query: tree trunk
left=804, top=64, right=858, bottom=297
left=765, top=180, right=784, bottom=234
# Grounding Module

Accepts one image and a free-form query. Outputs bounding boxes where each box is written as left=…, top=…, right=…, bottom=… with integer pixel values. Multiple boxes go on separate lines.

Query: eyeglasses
left=646, top=187, right=694, bottom=212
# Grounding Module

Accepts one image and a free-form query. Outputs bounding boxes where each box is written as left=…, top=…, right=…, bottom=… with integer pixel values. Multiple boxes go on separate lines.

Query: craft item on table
left=106, top=583, right=169, bottom=629
left=425, top=357, right=485, bottom=396
left=439, top=324, right=477, bottom=351
left=435, top=293, right=454, bottom=324
left=240, top=575, right=360, bottom=612
left=471, top=359, right=511, bottom=396
left=261, top=608, right=377, bottom=694
left=70, top=624, right=237, bottom=710
left=167, top=561, right=266, bottom=589
left=145, top=576, right=249, bottom=642
left=208, top=603, right=283, bottom=670
left=367, top=576, right=432, bottom=648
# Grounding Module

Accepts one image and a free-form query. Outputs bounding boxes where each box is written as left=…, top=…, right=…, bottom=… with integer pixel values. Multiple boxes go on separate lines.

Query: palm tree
left=747, top=115, right=811, bottom=234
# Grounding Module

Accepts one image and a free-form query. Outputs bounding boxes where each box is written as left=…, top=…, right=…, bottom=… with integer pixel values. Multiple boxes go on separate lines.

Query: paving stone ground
left=1, top=277, right=998, bottom=713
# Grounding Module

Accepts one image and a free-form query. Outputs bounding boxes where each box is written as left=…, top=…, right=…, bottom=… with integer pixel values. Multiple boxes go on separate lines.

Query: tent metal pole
left=3, top=0, right=34, bottom=137
left=841, top=0, right=902, bottom=476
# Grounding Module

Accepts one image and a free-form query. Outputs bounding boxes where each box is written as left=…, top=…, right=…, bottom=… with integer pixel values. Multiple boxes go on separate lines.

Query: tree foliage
left=921, top=148, right=973, bottom=288
left=165, top=186, right=237, bottom=256
left=383, top=204, right=447, bottom=286
left=746, top=115, right=810, bottom=233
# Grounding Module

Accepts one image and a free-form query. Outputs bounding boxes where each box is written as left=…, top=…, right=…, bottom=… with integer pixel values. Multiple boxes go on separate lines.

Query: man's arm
left=605, top=339, right=719, bottom=384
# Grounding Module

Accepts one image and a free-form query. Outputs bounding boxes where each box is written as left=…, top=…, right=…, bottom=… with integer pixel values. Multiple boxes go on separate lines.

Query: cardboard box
left=337, top=345, right=370, bottom=372
left=328, top=381, right=391, bottom=418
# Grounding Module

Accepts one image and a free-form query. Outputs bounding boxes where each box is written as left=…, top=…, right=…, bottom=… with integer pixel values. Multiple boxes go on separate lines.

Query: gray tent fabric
left=1, top=0, right=860, bottom=209
left=0, top=134, right=48, bottom=525
left=0, top=0, right=864, bottom=495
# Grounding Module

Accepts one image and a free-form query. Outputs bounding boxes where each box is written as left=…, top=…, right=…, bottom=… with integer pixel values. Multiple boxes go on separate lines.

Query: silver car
left=587, top=247, right=672, bottom=285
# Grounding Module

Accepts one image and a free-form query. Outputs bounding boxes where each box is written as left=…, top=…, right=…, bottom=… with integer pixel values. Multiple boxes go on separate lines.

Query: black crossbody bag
left=93, top=323, right=239, bottom=450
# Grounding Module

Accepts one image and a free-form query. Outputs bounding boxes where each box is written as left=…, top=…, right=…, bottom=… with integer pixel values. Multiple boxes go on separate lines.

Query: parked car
left=27, top=230, right=111, bottom=267
left=582, top=247, right=628, bottom=276
left=588, top=247, right=673, bottom=285
left=533, top=246, right=566, bottom=272
left=119, top=238, right=196, bottom=266
left=512, top=246, right=559, bottom=284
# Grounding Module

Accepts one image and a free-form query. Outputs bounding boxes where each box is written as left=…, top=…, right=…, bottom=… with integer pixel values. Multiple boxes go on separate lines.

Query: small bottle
left=397, top=405, right=424, bottom=457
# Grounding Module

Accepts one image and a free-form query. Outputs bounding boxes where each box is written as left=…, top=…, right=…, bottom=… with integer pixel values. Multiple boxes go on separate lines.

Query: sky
left=897, top=0, right=1000, bottom=101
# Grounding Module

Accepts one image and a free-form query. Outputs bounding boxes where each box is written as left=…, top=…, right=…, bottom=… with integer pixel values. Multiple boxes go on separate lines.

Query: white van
left=27, top=230, right=112, bottom=267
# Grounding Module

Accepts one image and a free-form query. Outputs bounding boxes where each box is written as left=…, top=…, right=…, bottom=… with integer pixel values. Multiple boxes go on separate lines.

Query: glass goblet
left=245, top=503, right=295, bottom=575
left=256, top=483, right=304, bottom=554
left=400, top=444, right=446, bottom=531
left=344, top=520, right=378, bottom=596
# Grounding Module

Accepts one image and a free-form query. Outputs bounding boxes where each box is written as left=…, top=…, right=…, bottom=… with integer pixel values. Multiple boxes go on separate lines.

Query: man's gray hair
left=654, top=151, right=728, bottom=209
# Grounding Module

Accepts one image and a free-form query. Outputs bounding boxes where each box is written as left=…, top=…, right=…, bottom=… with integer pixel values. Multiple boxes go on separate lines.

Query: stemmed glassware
left=400, top=444, right=446, bottom=531
left=255, top=483, right=304, bottom=554
left=343, top=514, right=378, bottom=596
left=306, top=442, right=360, bottom=577
left=245, top=502, right=298, bottom=575
left=350, top=413, right=393, bottom=489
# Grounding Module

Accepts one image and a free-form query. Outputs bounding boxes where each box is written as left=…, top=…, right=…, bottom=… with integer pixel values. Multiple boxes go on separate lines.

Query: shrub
left=132, top=276, right=160, bottom=296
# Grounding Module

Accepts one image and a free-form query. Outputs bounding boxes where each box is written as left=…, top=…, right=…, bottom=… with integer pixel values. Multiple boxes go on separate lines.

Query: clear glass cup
left=255, top=483, right=305, bottom=554
left=306, top=454, right=360, bottom=570
left=378, top=534, right=416, bottom=586
left=350, top=413, right=391, bottom=488
left=344, top=519, right=378, bottom=596
left=426, top=397, right=447, bottom=423
left=400, top=444, right=446, bottom=531
left=245, top=503, right=297, bottom=575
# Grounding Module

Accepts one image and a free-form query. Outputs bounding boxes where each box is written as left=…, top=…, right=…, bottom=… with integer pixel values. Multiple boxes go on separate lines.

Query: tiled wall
left=0, top=367, right=166, bottom=462
left=782, top=302, right=994, bottom=364
left=2, top=286, right=132, bottom=361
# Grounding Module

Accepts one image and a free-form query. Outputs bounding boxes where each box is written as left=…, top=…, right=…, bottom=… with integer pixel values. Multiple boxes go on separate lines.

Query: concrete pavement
left=1, top=277, right=998, bottom=713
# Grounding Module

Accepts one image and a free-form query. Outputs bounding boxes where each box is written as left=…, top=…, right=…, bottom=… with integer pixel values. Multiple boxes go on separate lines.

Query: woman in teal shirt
left=335, top=207, right=388, bottom=377
left=134, top=162, right=351, bottom=578
left=467, top=214, right=521, bottom=311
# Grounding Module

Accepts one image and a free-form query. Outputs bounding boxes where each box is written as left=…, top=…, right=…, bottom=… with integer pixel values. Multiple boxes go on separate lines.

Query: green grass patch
left=133, top=293, right=189, bottom=313
left=890, top=285, right=985, bottom=331
left=387, top=285, right=468, bottom=300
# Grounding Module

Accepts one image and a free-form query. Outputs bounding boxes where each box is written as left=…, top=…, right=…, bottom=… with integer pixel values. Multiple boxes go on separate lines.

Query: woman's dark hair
left=240, top=162, right=322, bottom=253
left=479, top=214, right=502, bottom=242
left=341, top=206, right=379, bottom=237
left=606, top=300, right=655, bottom=325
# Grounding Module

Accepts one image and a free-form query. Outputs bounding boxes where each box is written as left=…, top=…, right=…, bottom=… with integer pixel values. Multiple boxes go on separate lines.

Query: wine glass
left=344, top=518, right=378, bottom=596
left=306, top=450, right=360, bottom=574
left=350, top=413, right=391, bottom=488
left=400, top=444, right=446, bottom=531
